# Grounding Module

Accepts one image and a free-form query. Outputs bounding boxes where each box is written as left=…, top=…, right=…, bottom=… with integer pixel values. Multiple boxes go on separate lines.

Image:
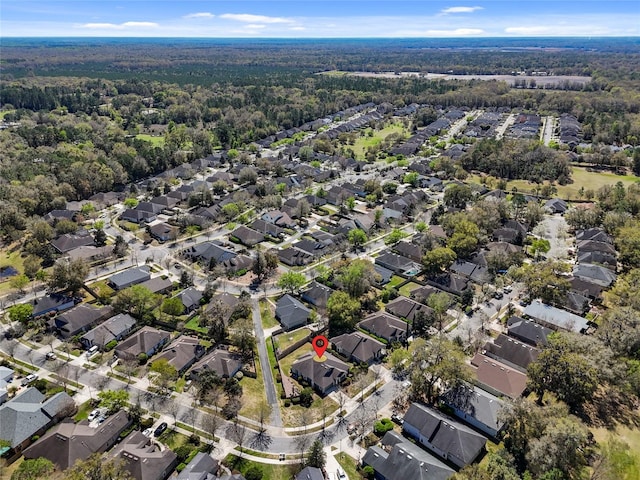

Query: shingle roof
left=189, top=348, right=243, bottom=379
left=176, top=452, right=218, bottom=480
left=276, top=294, right=311, bottom=330
left=157, top=336, right=204, bottom=373
left=291, top=352, right=349, bottom=393
left=471, top=353, right=528, bottom=398
left=295, top=466, right=324, bottom=480
left=51, top=303, right=113, bottom=338
left=109, top=430, right=177, bottom=480
left=441, top=383, right=505, bottom=435
left=482, top=334, right=539, bottom=371
left=358, top=312, right=408, bottom=342
left=330, top=331, right=384, bottom=363
left=523, top=300, right=590, bottom=333
left=506, top=316, right=553, bottom=347
left=115, top=326, right=170, bottom=359
left=81, top=313, right=137, bottom=347
left=572, top=263, right=617, bottom=287
left=109, top=266, right=151, bottom=289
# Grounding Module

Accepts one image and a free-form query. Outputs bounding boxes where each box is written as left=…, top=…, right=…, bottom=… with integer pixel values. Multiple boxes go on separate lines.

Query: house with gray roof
left=109, top=266, right=151, bottom=290
left=375, top=251, right=421, bottom=276
left=301, top=281, right=334, bottom=311
left=506, top=317, right=552, bottom=347
left=385, top=296, right=433, bottom=323
left=402, top=402, right=486, bottom=468
left=275, top=294, right=311, bottom=331
left=523, top=300, right=590, bottom=333
left=295, top=466, right=324, bottom=480
left=51, top=231, right=95, bottom=254
left=290, top=352, right=349, bottom=396
left=183, top=242, right=237, bottom=266
left=330, top=331, right=385, bottom=364
left=189, top=348, right=243, bottom=380
left=178, top=287, right=204, bottom=313
left=0, top=367, right=13, bottom=405
left=66, top=245, right=113, bottom=262
left=149, top=222, right=178, bottom=243
left=177, top=452, right=219, bottom=480
left=139, top=276, right=174, bottom=295
left=358, top=312, right=408, bottom=343
left=110, top=430, right=178, bottom=480
left=115, top=326, right=170, bottom=361
left=157, top=336, right=205, bottom=374
left=230, top=225, right=265, bottom=247
left=23, top=411, right=132, bottom=470
left=80, top=313, right=137, bottom=349
left=50, top=303, right=113, bottom=339
left=362, top=431, right=454, bottom=480
left=482, top=334, right=540, bottom=372
left=441, top=384, right=505, bottom=438
left=31, top=294, right=76, bottom=317
left=0, top=388, right=74, bottom=457
left=572, top=263, right=617, bottom=287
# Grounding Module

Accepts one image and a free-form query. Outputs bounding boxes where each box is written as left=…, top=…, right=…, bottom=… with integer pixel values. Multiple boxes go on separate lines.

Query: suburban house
left=148, top=222, right=178, bottom=242
left=0, top=388, right=75, bottom=459
left=393, top=241, right=423, bottom=262
left=51, top=231, right=95, bottom=254
left=189, top=348, right=244, bottom=380
left=183, top=242, right=236, bottom=266
left=23, top=411, right=132, bottom=470
left=156, top=336, right=205, bottom=374
left=330, top=331, right=385, bottom=364
left=295, top=466, right=325, bottom=480
left=441, top=383, right=505, bottom=438
left=262, top=210, right=295, bottom=229
left=523, top=300, right=590, bottom=333
left=49, top=303, right=113, bottom=339
left=402, top=403, right=487, bottom=469
left=275, top=294, right=311, bottom=331
left=301, top=281, right=334, bottom=311
left=482, top=334, right=540, bottom=372
left=0, top=367, right=13, bottom=405
left=66, top=245, right=113, bottom=263
left=385, top=296, right=433, bottom=323
left=230, top=225, right=265, bottom=247
left=277, top=247, right=315, bottom=267
left=249, top=219, right=286, bottom=238
left=572, top=263, right=617, bottom=287
left=410, top=285, right=451, bottom=306
left=108, top=266, right=151, bottom=290
left=139, top=276, right=174, bottom=295
left=362, top=431, right=454, bottom=480
left=506, top=317, right=553, bottom=347
left=176, top=452, right=219, bottom=480
left=545, top=198, right=568, bottom=214
left=80, top=313, right=137, bottom=349
left=109, top=430, right=178, bottom=480
left=471, top=353, right=528, bottom=399
left=290, top=352, right=349, bottom=396
left=375, top=251, right=421, bottom=276
left=115, top=326, right=171, bottom=361
left=177, top=287, right=204, bottom=313
left=31, top=294, right=76, bottom=317
left=121, top=208, right=157, bottom=224
left=357, top=312, right=408, bottom=343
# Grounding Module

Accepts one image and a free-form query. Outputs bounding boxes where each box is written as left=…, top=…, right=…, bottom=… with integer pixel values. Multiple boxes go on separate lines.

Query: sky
left=1, top=0, right=639, bottom=38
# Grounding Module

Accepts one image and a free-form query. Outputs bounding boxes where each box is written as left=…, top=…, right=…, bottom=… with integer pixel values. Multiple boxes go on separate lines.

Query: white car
left=21, top=374, right=37, bottom=386
left=337, top=467, right=347, bottom=480
left=142, top=428, right=153, bottom=437
left=88, top=409, right=100, bottom=421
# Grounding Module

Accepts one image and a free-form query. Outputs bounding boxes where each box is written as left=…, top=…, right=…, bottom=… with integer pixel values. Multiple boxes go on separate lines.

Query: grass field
left=0, top=248, right=25, bottom=294
left=136, top=133, right=165, bottom=146
left=335, top=452, right=363, bottom=479
left=398, top=281, right=421, bottom=298
left=273, top=327, right=311, bottom=352
left=223, top=454, right=293, bottom=480
left=591, top=422, right=640, bottom=477
left=239, top=358, right=268, bottom=420
left=351, top=123, right=407, bottom=160
left=259, top=299, right=279, bottom=330
left=469, top=166, right=640, bottom=200
left=184, top=315, right=208, bottom=334
left=387, top=275, right=405, bottom=288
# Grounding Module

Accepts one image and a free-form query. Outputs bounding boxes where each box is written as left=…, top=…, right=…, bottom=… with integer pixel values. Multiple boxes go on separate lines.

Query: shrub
left=175, top=445, right=193, bottom=462
left=189, top=434, right=200, bottom=446
left=374, top=418, right=394, bottom=436
left=137, top=353, right=148, bottom=365
left=140, top=417, right=154, bottom=428
left=245, top=465, right=263, bottom=480
left=176, top=463, right=187, bottom=473
left=300, top=388, right=314, bottom=408
left=284, top=400, right=291, bottom=407
left=105, top=340, right=118, bottom=351
left=362, top=465, right=375, bottom=479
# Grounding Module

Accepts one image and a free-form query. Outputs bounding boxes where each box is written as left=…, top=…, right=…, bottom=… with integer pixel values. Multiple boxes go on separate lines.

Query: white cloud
left=245, top=24, right=266, bottom=29
left=505, top=26, right=552, bottom=35
left=425, top=28, right=484, bottom=36
left=441, top=6, right=483, bottom=14
left=81, top=21, right=158, bottom=29
left=289, top=26, right=306, bottom=31
left=183, top=12, right=214, bottom=19
left=219, top=13, right=293, bottom=24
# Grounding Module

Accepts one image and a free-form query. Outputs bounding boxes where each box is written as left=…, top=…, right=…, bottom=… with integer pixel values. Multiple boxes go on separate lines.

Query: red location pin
left=312, top=335, right=328, bottom=361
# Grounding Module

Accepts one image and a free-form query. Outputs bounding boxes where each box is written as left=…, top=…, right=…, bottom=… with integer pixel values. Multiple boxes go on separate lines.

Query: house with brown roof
left=230, top=225, right=265, bottom=247
left=471, top=353, right=528, bottom=399
left=23, top=411, right=132, bottom=470
left=357, top=312, right=408, bottom=343
left=385, top=296, right=433, bottom=323
left=115, top=326, right=171, bottom=361
left=156, top=336, right=205, bottom=374
left=189, top=348, right=244, bottom=380
left=330, top=331, right=385, bottom=364
left=49, top=303, right=114, bottom=339
left=50, top=231, right=95, bottom=254
left=109, top=430, right=178, bottom=480
left=482, top=334, right=540, bottom=372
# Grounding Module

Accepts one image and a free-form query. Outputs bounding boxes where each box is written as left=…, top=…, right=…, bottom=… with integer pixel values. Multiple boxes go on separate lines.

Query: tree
left=336, top=259, right=378, bottom=298
left=591, top=437, right=640, bottom=480
left=347, top=228, right=367, bottom=251
left=345, top=196, right=356, bottom=211
left=112, top=285, right=159, bottom=319
left=527, top=333, right=599, bottom=410
left=516, top=261, right=570, bottom=306
left=149, top=358, right=179, bottom=394
left=306, top=439, right=326, bottom=469
left=97, top=390, right=129, bottom=413
left=23, top=255, right=41, bottom=279
left=252, top=249, right=279, bottom=282
left=230, top=318, right=256, bottom=361
left=403, top=172, right=419, bottom=187
left=66, top=454, right=133, bottom=480
left=616, top=222, right=640, bottom=268
left=427, top=291, right=452, bottom=331
left=446, top=218, right=479, bottom=258
left=161, top=296, right=184, bottom=320
left=408, top=335, right=471, bottom=404
left=94, top=228, right=107, bottom=247
left=277, top=271, right=307, bottom=295
left=385, top=228, right=408, bottom=245
left=528, top=238, right=550, bottom=259
left=47, top=258, right=88, bottom=295
left=444, top=184, right=472, bottom=209
left=238, top=167, right=258, bottom=185
left=422, top=247, right=456, bottom=277
left=8, top=303, right=33, bottom=324
left=113, top=235, right=128, bottom=257
left=10, top=457, right=54, bottom=480
left=327, top=291, right=361, bottom=335
left=10, top=274, right=29, bottom=293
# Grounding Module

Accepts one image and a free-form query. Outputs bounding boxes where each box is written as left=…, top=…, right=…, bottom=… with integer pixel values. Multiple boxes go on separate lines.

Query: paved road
left=541, top=115, right=556, bottom=146
left=250, top=298, right=283, bottom=427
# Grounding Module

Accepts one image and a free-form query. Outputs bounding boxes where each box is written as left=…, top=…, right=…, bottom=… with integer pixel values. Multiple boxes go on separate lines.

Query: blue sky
left=1, top=1, right=639, bottom=37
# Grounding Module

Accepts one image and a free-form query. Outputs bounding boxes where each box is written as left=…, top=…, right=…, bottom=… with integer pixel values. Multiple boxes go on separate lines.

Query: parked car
left=142, top=428, right=153, bottom=437
left=21, top=374, right=37, bottom=386
left=45, top=352, right=56, bottom=360
left=279, top=453, right=286, bottom=461
left=154, top=422, right=168, bottom=437
left=391, top=413, right=404, bottom=425
left=493, top=291, right=504, bottom=299
left=337, top=467, right=347, bottom=480
left=88, top=409, right=100, bottom=421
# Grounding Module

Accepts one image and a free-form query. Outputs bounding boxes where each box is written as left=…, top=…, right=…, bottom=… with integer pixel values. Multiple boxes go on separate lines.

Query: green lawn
left=351, top=123, right=408, bottom=160
left=591, top=422, right=640, bottom=478
left=278, top=344, right=313, bottom=380
left=0, top=248, right=26, bottom=294
left=185, top=315, right=208, bottom=334
left=272, top=327, right=311, bottom=352
left=158, top=429, right=190, bottom=449
left=398, top=281, right=420, bottom=298
left=223, top=454, right=292, bottom=480
left=335, top=452, right=363, bottom=480
left=239, top=358, right=268, bottom=420
left=260, top=300, right=279, bottom=330
left=88, top=280, right=116, bottom=299
left=136, top=133, right=165, bottom=146
left=387, top=276, right=405, bottom=289
left=74, top=399, right=95, bottom=422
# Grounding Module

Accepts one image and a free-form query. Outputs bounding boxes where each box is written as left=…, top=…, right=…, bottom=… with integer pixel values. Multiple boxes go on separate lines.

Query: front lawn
left=74, top=399, right=95, bottom=422
left=223, top=454, right=293, bottom=480
left=259, top=299, right=279, bottom=329
left=239, top=358, right=268, bottom=420
left=335, top=452, right=363, bottom=479
left=398, top=281, right=420, bottom=298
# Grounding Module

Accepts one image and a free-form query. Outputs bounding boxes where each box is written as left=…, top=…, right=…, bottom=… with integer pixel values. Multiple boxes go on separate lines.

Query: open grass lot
left=591, top=422, right=640, bottom=478
left=87, top=279, right=116, bottom=299
left=259, top=299, right=279, bottom=330
left=136, top=133, right=165, bottom=146
left=238, top=358, right=268, bottom=420
left=281, top=390, right=339, bottom=428
left=351, top=123, right=408, bottom=160
left=0, top=247, right=25, bottom=294
left=184, top=315, right=208, bottom=334
left=398, top=281, right=420, bottom=298
left=273, top=327, right=311, bottom=353
left=469, top=166, right=640, bottom=201
left=223, top=454, right=293, bottom=480
left=335, top=452, right=363, bottom=479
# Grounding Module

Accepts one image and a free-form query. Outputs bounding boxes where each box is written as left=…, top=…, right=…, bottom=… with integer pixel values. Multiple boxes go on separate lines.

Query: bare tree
left=5, top=339, right=18, bottom=359
left=167, top=401, right=180, bottom=429
left=41, top=334, right=56, bottom=353
left=250, top=400, right=273, bottom=449
left=201, top=413, right=221, bottom=449
left=181, top=408, right=197, bottom=433
left=121, top=359, right=138, bottom=384
left=335, top=390, right=349, bottom=430
left=227, top=420, right=247, bottom=457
